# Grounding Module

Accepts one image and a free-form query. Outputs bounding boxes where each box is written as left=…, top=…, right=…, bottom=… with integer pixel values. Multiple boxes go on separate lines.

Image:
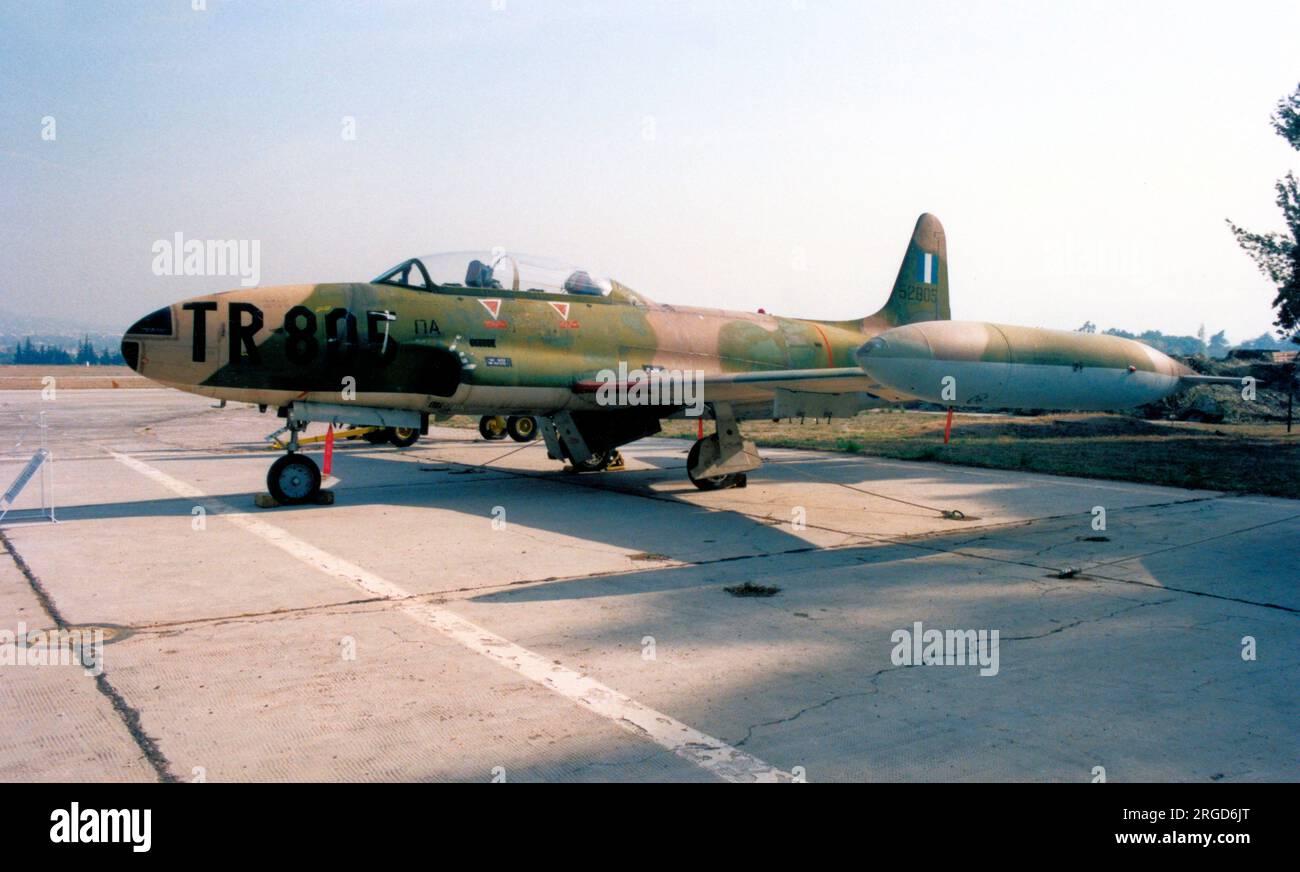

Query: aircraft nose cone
left=120, top=337, right=140, bottom=371
left=121, top=305, right=173, bottom=373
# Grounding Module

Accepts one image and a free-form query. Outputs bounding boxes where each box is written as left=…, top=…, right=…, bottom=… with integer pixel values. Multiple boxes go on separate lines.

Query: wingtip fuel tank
left=855, top=320, right=1194, bottom=411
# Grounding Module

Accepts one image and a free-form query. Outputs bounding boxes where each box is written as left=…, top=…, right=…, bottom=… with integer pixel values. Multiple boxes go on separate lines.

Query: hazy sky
left=1, top=0, right=1297, bottom=342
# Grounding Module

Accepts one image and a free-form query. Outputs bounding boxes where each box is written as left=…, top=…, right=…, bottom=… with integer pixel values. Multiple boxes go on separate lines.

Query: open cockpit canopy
left=373, top=250, right=617, bottom=297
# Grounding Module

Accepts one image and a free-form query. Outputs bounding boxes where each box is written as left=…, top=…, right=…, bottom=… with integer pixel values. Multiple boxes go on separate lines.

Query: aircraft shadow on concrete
left=43, top=439, right=1064, bottom=560
left=43, top=437, right=1300, bottom=616
left=33, top=439, right=1221, bottom=596
left=22, top=441, right=1300, bottom=780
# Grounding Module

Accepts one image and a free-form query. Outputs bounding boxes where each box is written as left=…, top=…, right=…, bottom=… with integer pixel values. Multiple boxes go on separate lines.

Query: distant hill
left=0, top=308, right=126, bottom=363
left=0, top=307, right=125, bottom=337
left=0, top=310, right=125, bottom=363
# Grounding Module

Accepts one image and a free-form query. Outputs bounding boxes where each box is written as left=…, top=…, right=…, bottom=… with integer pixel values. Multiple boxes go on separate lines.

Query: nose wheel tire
left=479, top=415, right=508, bottom=440
left=389, top=426, right=420, bottom=448
left=506, top=415, right=538, bottom=442
left=362, top=428, right=390, bottom=444
left=267, top=453, right=322, bottom=505
left=686, top=438, right=745, bottom=490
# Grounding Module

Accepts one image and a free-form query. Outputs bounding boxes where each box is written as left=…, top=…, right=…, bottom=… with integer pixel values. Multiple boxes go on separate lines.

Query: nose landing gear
left=266, top=420, right=323, bottom=505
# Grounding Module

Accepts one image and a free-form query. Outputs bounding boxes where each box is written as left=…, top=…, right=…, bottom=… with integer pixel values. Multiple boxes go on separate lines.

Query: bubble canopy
left=372, top=251, right=614, bottom=297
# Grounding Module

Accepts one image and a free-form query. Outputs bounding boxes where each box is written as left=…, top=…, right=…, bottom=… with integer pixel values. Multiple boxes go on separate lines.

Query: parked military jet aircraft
left=122, top=214, right=1235, bottom=503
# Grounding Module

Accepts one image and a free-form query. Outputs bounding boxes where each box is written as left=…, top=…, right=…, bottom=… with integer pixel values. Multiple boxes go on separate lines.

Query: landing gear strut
left=267, top=420, right=322, bottom=504
left=685, top=403, right=760, bottom=490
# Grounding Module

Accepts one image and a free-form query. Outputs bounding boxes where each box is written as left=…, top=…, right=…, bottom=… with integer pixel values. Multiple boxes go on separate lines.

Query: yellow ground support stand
left=267, top=426, right=379, bottom=450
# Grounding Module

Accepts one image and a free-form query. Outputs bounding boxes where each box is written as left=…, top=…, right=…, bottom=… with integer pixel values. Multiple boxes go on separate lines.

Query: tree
left=75, top=334, right=96, bottom=365
left=1208, top=329, right=1230, bottom=357
left=1229, top=82, right=1300, bottom=345
left=1237, top=331, right=1284, bottom=350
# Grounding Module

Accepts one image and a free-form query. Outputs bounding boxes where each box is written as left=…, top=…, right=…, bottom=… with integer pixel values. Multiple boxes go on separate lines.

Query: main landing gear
left=685, top=403, right=761, bottom=491
left=686, top=439, right=746, bottom=490
left=267, top=420, right=322, bottom=505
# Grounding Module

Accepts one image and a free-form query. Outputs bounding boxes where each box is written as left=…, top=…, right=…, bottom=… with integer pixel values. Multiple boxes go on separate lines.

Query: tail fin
left=862, top=212, right=950, bottom=329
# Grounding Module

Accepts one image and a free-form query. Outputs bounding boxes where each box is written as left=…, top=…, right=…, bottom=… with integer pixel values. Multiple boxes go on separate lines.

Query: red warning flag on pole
left=323, top=424, right=335, bottom=476
left=943, top=408, right=953, bottom=444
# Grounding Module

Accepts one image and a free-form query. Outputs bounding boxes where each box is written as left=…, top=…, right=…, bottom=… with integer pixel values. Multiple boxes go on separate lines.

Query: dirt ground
left=0, top=365, right=149, bottom=390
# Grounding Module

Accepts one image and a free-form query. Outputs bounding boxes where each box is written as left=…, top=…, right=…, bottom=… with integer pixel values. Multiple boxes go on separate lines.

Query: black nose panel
left=121, top=340, right=140, bottom=371
left=125, top=307, right=173, bottom=337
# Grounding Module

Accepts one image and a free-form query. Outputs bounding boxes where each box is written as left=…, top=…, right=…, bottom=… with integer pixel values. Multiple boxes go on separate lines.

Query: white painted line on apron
left=111, top=451, right=788, bottom=783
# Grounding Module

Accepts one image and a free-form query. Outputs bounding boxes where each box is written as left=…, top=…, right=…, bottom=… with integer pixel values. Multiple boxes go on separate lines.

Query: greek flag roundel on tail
left=861, top=212, right=951, bottom=329
left=917, top=252, right=939, bottom=284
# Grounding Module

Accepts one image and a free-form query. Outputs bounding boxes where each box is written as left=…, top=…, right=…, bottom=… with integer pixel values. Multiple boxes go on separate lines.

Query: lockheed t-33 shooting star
left=121, top=214, right=1234, bottom=504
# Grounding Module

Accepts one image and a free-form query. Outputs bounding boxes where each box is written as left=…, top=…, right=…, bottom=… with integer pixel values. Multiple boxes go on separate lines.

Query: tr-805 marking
left=189, top=303, right=399, bottom=366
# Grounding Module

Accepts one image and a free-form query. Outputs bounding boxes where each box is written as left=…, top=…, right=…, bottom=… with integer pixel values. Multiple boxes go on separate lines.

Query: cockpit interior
left=373, top=251, right=617, bottom=298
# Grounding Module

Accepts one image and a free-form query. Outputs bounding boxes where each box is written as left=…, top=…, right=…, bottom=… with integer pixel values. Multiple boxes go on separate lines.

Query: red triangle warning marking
left=548, top=301, right=571, bottom=320
left=479, top=299, right=502, bottom=319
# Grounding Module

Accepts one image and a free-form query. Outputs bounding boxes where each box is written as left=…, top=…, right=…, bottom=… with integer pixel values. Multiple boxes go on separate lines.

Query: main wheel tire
left=686, top=438, right=741, bottom=490
left=478, top=415, right=508, bottom=441
left=267, top=453, right=322, bottom=505
left=389, top=426, right=420, bottom=448
left=506, top=415, right=538, bottom=442
left=362, top=428, right=390, bottom=444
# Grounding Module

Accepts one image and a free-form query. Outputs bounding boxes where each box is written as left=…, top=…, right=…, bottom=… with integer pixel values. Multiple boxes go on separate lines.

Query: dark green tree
left=75, top=334, right=96, bottom=365
left=1208, top=329, right=1230, bottom=357
left=1229, top=82, right=1300, bottom=345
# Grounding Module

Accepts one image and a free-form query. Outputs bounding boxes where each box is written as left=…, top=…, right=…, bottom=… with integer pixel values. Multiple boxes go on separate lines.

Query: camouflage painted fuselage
left=123, top=279, right=885, bottom=418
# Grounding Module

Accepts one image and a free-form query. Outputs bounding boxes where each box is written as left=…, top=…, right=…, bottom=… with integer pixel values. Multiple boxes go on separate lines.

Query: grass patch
left=661, top=412, right=1300, bottom=499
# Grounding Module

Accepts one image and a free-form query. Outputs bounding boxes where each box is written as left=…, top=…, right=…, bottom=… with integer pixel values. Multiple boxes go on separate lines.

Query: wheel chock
left=254, top=490, right=335, bottom=509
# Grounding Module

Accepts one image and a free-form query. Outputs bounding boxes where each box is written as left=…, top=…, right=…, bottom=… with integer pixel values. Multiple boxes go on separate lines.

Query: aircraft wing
left=572, top=367, right=895, bottom=410
left=1177, top=375, right=1251, bottom=387
left=572, top=366, right=1253, bottom=413
left=695, top=367, right=878, bottom=401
